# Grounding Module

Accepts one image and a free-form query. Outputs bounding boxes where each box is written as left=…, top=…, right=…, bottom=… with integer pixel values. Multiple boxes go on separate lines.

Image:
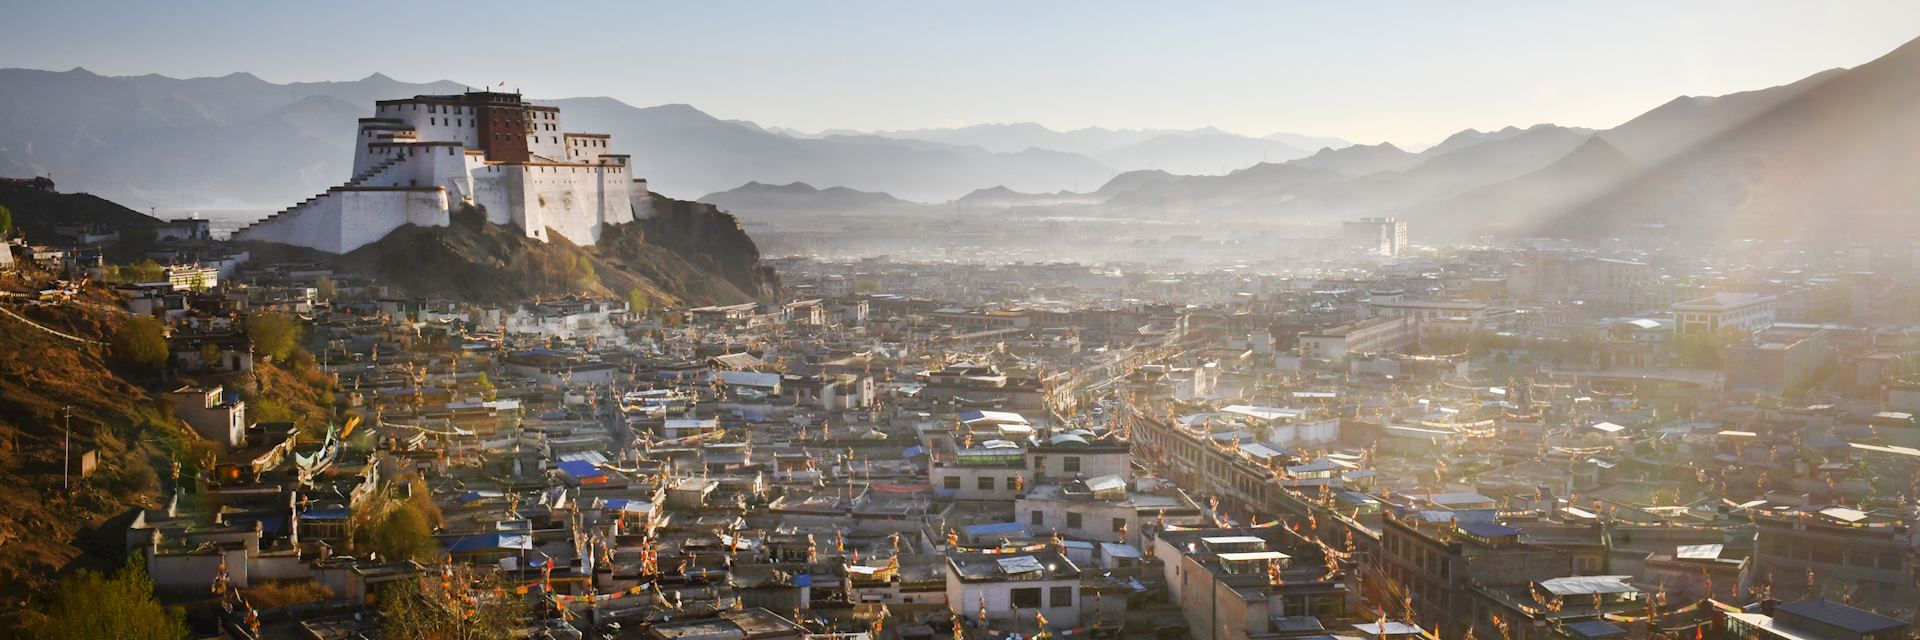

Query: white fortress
left=234, top=90, right=648, bottom=253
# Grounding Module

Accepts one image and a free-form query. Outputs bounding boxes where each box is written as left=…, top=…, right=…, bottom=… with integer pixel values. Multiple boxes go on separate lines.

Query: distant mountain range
left=8, top=34, right=1920, bottom=242
left=709, top=35, right=1920, bottom=243
left=0, top=68, right=1349, bottom=209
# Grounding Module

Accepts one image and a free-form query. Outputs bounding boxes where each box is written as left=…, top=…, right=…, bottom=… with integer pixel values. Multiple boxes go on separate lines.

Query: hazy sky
left=7, top=1, right=1920, bottom=145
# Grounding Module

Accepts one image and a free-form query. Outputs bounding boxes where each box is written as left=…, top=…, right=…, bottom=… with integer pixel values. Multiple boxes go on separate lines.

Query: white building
left=1342, top=217, right=1408, bottom=257
left=945, top=551, right=1083, bottom=629
left=168, top=385, right=247, bottom=448
left=1672, top=293, right=1777, bottom=336
left=235, top=90, right=650, bottom=253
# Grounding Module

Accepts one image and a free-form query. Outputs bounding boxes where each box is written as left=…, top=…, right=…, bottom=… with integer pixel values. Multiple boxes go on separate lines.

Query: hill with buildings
left=0, top=178, right=161, bottom=241
left=241, top=195, right=776, bottom=306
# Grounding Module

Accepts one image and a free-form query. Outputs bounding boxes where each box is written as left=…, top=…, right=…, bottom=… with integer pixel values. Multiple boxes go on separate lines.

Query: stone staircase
left=234, top=157, right=405, bottom=238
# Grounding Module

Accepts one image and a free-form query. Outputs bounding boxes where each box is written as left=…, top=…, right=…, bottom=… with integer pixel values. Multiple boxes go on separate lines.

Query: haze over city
left=4, top=4, right=1920, bottom=640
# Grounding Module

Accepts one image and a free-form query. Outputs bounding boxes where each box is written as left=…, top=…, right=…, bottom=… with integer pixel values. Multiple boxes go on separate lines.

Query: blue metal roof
left=962, top=522, right=1026, bottom=537
left=1562, top=620, right=1626, bottom=639
left=557, top=460, right=603, bottom=478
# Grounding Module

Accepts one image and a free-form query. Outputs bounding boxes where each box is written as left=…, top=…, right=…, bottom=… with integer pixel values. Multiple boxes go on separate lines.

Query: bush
left=110, top=315, right=170, bottom=373
left=23, top=554, right=188, bottom=640
left=350, top=476, right=444, bottom=563
left=312, top=275, right=339, bottom=301
left=246, top=312, right=303, bottom=362
left=248, top=580, right=335, bottom=609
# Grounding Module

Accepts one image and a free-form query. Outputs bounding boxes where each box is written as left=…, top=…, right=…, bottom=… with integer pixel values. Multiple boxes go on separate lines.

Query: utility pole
left=63, top=405, right=72, bottom=491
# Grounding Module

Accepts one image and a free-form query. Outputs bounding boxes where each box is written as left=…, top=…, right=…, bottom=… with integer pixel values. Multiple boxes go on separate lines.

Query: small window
left=1064, top=456, right=1082, bottom=473
left=1048, top=586, right=1073, bottom=608
left=1010, top=588, right=1042, bottom=609
left=1067, top=512, right=1082, bottom=529
left=1112, top=517, right=1127, bottom=533
left=977, top=476, right=995, bottom=491
left=1030, top=510, right=1044, bottom=525
left=943, top=477, right=960, bottom=490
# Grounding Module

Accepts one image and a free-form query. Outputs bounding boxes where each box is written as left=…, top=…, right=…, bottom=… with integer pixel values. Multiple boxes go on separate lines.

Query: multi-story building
left=944, top=549, right=1083, bottom=630
left=1672, top=293, right=1777, bottom=336
left=1297, top=316, right=1416, bottom=364
left=1152, top=527, right=1350, bottom=640
left=1725, top=327, right=1831, bottom=394
left=235, top=90, right=649, bottom=253
left=1750, top=508, right=1916, bottom=599
left=1724, top=599, right=1911, bottom=640
left=1344, top=217, right=1409, bottom=257
left=1379, top=514, right=1574, bottom=638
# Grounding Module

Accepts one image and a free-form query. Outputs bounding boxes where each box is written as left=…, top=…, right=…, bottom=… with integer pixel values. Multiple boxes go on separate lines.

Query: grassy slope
left=0, top=277, right=189, bottom=602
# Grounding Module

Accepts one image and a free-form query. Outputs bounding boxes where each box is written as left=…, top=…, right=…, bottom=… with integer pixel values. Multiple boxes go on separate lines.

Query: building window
left=944, top=477, right=960, bottom=490
left=1067, top=512, right=1082, bottom=529
left=1030, top=510, right=1044, bottom=526
left=978, top=476, right=995, bottom=491
left=1010, top=588, right=1042, bottom=609
left=1112, top=517, right=1127, bottom=533
left=1049, top=586, right=1073, bottom=608
left=1064, top=456, right=1081, bottom=473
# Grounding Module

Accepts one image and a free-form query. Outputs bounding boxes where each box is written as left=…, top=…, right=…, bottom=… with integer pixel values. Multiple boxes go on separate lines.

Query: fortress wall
left=629, top=179, right=652, bottom=219
left=237, top=194, right=344, bottom=253
left=599, top=168, right=636, bottom=226
left=521, top=164, right=638, bottom=246
left=472, top=164, right=516, bottom=227
left=238, top=188, right=447, bottom=254
left=335, top=188, right=447, bottom=253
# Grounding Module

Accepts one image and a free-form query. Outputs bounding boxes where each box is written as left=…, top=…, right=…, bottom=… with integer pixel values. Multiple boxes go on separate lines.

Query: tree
left=23, top=554, right=189, bottom=640
left=378, top=567, right=517, bottom=640
left=350, top=476, right=444, bottom=563
left=111, top=315, right=170, bottom=373
left=628, top=289, right=650, bottom=316
left=199, top=342, right=222, bottom=371
left=0, top=203, right=12, bottom=237
left=246, top=312, right=304, bottom=362
left=314, top=275, right=339, bottom=301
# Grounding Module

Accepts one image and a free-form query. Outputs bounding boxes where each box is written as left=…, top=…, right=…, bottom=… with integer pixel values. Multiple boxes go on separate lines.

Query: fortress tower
left=234, top=90, right=650, bottom=253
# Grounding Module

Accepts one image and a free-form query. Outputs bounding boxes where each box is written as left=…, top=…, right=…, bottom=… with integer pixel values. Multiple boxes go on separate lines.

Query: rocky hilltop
left=241, top=193, right=778, bottom=306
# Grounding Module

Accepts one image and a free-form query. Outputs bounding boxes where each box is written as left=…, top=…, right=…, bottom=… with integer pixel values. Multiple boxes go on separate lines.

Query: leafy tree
left=350, top=476, right=444, bottom=563
left=246, top=312, right=304, bottom=362
left=23, top=553, right=189, bottom=640
left=576, top=256, right=596, bottom=285
left=314, top=275, right=339, bottom=301
left=378, top=568, right=517, bottom=640
left=111, top=315, right=170, bottom=373
left=0, top=203, right=11, bottom=237
left=628, top=289, right=650, bottom=316
left=199, top=342, right=222, bottom=371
